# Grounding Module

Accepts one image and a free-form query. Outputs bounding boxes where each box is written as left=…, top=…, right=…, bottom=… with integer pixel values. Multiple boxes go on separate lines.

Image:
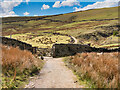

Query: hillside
left=2, top=6, right=119, bottom=48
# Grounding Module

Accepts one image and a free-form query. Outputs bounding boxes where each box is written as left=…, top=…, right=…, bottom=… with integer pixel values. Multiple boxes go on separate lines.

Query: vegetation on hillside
left=2, top=6, right=120, bottom=49
left=64, top=52, right=119, bottom=88
left=1, top=44, right=44, bottom=88
left=5, top=33, right=71, bottom=48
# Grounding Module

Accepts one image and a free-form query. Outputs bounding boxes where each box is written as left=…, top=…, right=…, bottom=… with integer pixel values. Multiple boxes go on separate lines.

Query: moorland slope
left=2, top=6, right=120, bottom=48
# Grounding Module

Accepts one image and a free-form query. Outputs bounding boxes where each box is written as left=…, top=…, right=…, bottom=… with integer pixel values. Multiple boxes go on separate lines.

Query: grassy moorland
left=1, top=6, right=120, bottom=89
left=64, top=52, right=119, bottom=88
left=1, top=44, right=44, bottom=88
left=5, top=33, right=71, bottom=48
left=2, top=6, right=120, bottom=48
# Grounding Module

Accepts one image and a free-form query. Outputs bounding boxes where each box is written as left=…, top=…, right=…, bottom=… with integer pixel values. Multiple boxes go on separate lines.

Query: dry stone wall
left=0, top=36, right=37, bottom=54
left=52, top=44, right=120, bottom=58
left=1, top=37, right=119, bottom=57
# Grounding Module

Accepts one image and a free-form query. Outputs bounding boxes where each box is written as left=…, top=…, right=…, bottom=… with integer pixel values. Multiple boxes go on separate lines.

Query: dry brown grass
left=70, top=52, right=119, bottom=88
left=1, top=44, right=43, bottom=88
left=2, top=44, right=41, bottom=72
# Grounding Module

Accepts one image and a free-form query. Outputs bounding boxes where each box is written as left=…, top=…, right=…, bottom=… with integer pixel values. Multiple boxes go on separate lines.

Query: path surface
left=25, top=57, right=84, bottom=88
left=71, top=36, right=78, bottom=44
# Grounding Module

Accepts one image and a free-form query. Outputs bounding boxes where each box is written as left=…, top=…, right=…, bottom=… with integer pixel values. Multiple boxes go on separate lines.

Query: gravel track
left=25, top=57, right=84, bottom=88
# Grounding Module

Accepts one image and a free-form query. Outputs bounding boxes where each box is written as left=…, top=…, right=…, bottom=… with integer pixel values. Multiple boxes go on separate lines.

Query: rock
left=74, top=81, right=78, bottom=83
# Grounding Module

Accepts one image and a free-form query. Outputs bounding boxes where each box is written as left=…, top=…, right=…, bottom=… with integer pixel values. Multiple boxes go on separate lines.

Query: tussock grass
left=1, top=44, right=44, bottom=88
left=65, top=52, right=119, bottom=88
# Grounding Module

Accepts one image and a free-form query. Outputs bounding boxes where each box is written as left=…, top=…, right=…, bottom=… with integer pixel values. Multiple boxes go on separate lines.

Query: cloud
left=53, top=0, right=80, bottom=8
left=34, top=15, right=38, bottom=16
left=0, top=0, right=30, bottom=17
left=41, top=4, right=50, bottom=10
left=26, top=0, right=30, bottom=4
left=53, top=1, right=61, bottom=8
left=61, top=0, right=80, bottom=6
left=74, top=0, right=119, bottom=11
left=26, top=0, right=30, bottom=3
left=2, top=11, right=19, bottom=17
left=23, top=12, right=30, bottom=15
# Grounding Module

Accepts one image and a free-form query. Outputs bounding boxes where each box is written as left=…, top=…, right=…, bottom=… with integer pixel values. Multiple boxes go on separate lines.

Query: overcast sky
left=0, top=0, right=119, bottom=17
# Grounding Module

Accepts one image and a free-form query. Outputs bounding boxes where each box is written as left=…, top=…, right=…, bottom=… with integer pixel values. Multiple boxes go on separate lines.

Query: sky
left=0, top=0, right=119, bottom=17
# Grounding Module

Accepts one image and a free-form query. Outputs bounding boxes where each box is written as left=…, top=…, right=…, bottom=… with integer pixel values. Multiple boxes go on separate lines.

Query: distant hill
left=2, top=6, right=120, bottom=48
